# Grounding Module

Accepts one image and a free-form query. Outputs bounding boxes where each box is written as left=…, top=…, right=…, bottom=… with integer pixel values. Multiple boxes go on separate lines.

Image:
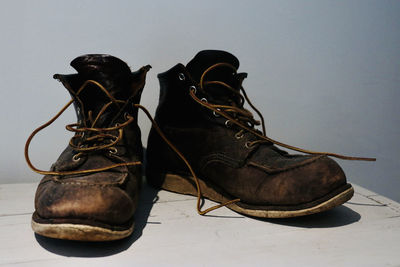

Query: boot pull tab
left=130, top=65, right=152, bottom=95
left=136, top=65, right=152, bottom=80
left=140, top=64, right=152, bottom=74
left=235, top=72, right=248, bottom=83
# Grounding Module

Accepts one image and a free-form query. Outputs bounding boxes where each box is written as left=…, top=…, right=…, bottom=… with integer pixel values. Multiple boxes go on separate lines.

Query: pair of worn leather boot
left=25, top=50, right=374, bottom=241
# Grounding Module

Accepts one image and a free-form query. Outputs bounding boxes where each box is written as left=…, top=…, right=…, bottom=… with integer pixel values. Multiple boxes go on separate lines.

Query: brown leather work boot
left=146, top=50, right=374, bottom=218
left=25, top=54, right=151, bottom=241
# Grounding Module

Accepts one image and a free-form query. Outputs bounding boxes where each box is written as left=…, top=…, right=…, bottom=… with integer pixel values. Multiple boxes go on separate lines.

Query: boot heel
left=162, top=173, right=199, bottom=195
left=147, top=171, right=198, bottom=196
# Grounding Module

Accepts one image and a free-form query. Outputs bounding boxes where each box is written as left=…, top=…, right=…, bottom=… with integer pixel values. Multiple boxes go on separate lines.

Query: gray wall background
left=1, top=0, right=399, bottom=201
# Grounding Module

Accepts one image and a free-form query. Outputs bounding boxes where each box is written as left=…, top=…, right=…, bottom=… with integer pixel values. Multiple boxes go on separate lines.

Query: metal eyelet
left=213, top=108, right=221, bottom=117
left=235, top=132, right=244, bottom=139
left=201, top=98, right=208, bottom=103
left=124, top=112, right=130, bottom=120
left=190, top=86, right=197, bottom=94
left=72, top=154, right=81, bottom=161
left=245, top=142, right=253, bottom=149
left=109, top=147, right=118, bottom=155
left=225, top=120, right=232, bottom=127
left=115, top=123, right=120, bottom=127
left=178, top=73, right=185, bottom=81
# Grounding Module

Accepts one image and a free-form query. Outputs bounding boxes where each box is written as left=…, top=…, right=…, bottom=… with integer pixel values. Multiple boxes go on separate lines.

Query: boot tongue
left=71, top=54, right=132, bottom=99
left=186, top=50, right=239, bottom=83
left=70, top=54, right=133, bottom=127
left=186, top=50, right=242, bottom=104
left=71, top=54, right=131, bottom=77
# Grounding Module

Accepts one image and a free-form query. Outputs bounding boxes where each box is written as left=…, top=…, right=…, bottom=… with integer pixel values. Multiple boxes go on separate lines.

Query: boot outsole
left=150, top=172, right=354, bottom=218
left=31, top=219, right=133, bottom=241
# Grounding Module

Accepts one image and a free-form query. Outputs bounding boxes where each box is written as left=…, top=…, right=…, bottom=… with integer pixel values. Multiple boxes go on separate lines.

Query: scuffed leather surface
left=34, top=54, right=148, bottom=227
left=146, top=50, right=347, bottom=206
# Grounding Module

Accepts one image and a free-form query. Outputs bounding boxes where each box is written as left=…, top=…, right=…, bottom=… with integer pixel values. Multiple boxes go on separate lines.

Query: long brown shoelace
left=25, top=67, right=376, bottom=217
left=24, top=79, right=233, bottom=215
left=191, top=62, right=376, bottom=161
left=25, top=80, right=142, bottom=176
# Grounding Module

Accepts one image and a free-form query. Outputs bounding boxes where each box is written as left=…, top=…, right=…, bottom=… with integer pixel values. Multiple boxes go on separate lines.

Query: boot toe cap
left=34, top=177, right=135, bottom=225
left=295, top=155, right=347, bottom=202
left=248, top=155, right=348, bottom=205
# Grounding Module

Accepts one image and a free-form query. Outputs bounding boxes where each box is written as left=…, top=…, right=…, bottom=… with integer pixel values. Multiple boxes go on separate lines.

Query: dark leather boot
left=26, top=54, right=151, bottom=241
left=146, top=50, right=373, bottom=218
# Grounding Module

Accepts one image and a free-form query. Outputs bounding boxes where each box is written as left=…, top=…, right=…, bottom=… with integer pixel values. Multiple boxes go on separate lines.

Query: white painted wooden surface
left=0, top=182, right=399, bottom=267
